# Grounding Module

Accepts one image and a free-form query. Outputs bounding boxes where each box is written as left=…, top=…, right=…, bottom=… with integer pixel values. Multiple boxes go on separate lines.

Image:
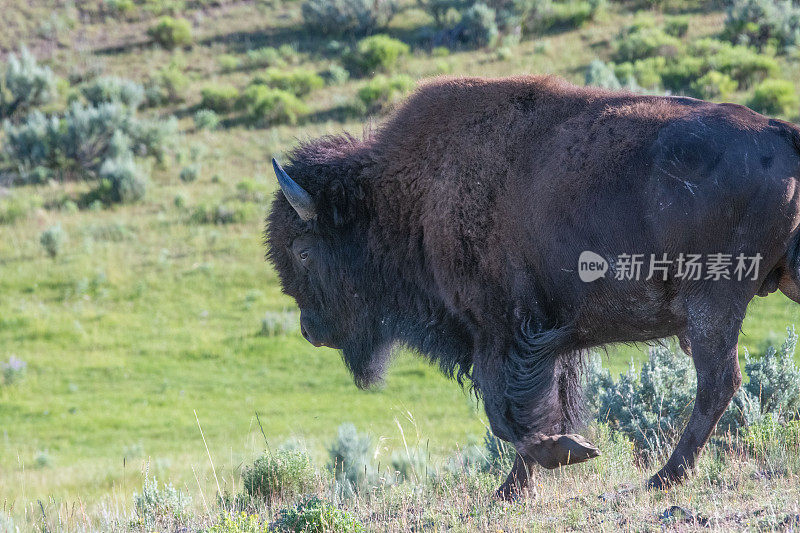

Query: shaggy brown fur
left=266, top=75, right=800, bottom=498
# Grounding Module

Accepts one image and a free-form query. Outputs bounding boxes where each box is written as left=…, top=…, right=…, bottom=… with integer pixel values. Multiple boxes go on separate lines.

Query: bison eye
left=299, top=250, right=310, bottom=263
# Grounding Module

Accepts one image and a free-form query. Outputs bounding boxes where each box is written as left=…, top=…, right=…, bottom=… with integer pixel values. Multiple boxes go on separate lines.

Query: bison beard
left=266, top=75, right=800, bottom=500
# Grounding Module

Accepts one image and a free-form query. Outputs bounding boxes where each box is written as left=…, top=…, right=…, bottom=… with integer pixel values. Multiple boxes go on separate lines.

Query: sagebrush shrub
left=747, top=79, right=799, bottom=115
left=459, top=3, right=498, bottom=48
left=1, top=356, right=27, bottom=385
left=148, top=16, right=192, bottom=49
left=96, top=153, right=148, bottom=204
left=389, top=446, right=431, bottom=483
left=273, top=496, right=363, bottom=532
left=417, top=0, right=469, bottom=26
left=722, top=327, right=800, bottom=429
left=218, top=54, right=241, bottom=73
left=242, top=450, right=317, bottom=503
left=4, top=102, right=174, bottom=183
left=179, top=165, right=199, bottom=183
left=81, top=76, right=144, bottom=109
left=347, top=35, right=410, bottom=74
left=539, top=0, right=604, bottom=31
left=324, top=64, right=350, bottom=86
left=724, top=0, right=800, bottom=51
left=194, top=109, right=220, bottom=130
left=40, top=225, right=66, bottom=259
left=251, top=68, right=324, bottom=97
left=664, top=15, right=690, bottom=37
left=694, top=38, right=778, bottom=87
left=690, top=71, right=738, bottom=100
left=301, top=0, right=398, bottom=36
left=585, top=59, right=622, bottom=89
left=328, top=423, right=376, bottom=497
left=1, top=46, right=56, bottom=119
left=131, top=478, right=191, bottom=531
left=587, top=345, right=697, bottom=457
left=244, top=47, right=286, bottom=69
left=144, top=62, right=188, bottom=105
left=356, top=74, right=414, bottom=113
left=200, top=85, right=240, bottom=113
left=587, top=328, right=800, bottom=456
left=614, top=25, right=683, bottom=62
left=239, top=86, right=308, bottom=125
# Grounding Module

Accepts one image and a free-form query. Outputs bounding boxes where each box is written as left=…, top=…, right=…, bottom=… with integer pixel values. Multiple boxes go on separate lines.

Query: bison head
left=266, top=157, right=392, bottom=388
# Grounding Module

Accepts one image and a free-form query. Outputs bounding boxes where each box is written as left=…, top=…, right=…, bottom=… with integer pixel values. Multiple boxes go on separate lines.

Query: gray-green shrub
left=244, top=47, right=286, bottom=69
left=3, top=102, right=175, bottom=187
left=179, top=165, right=199, bottom=183
left=356, top=74, right=414, bottom=113
left=587, top=345, right=697, bottom=457
left=272, top=496, right=363, bottom=532
left=459, top=3, right=498, bottom=48
left=131, top=478, right=191, bottom=531
left=747, top=79, right=799, bottom=115
left=251, top=68, right=324, bottom=97
left=144, top=61, right=189, bottom=105
left=40, top=225, right=66, bottom=258
left=724, top=0, right=800, bottom=51
left=80, top=76, right=144, bottom=109
left=328, top=423, right=376, bottom=497
left=664, top=16, right=690, bottom=37
left=242, top=450, right=317, bottom=503
left=148, top=16, right=192, bottom=49
left=585, top=59, right=622, bottom=90
left=194, top=109, right=220, bottom=130
left=690, top=71, right=738, bottom=100
left=1, top=46, right=56, bottom=119
left=1, top=356, right=27, bottom=386
left=239, top=86, right=308, bottom=125
left=347, top=35, right=410, bottom=74
left=301, top=0, right=398, bottom=36
left=722, top=327, right=800, bottom=429
left=200, top=84, right=240, bottom=113
left=587, top=328, right=800, bottom=456
left=614, top=26, right=683, bottom=62
left=324, top=64, right=350, bottom=86
left=96, top=152, right=148, bottom=204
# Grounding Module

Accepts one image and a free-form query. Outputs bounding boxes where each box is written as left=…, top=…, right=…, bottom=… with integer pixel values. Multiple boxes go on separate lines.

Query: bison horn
left=272, top=158, right=316, bottom=221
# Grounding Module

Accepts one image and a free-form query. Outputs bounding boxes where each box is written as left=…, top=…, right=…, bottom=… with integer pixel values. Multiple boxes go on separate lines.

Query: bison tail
left=504, top=323, right=586, bottom=436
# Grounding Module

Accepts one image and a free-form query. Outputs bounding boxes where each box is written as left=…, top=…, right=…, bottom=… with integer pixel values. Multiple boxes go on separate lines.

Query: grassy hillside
left=2, top=0, right=800, bottom=530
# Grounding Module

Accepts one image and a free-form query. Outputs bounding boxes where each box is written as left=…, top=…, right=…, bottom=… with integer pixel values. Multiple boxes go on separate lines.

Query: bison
left=265, top=75, right=800, bottom=499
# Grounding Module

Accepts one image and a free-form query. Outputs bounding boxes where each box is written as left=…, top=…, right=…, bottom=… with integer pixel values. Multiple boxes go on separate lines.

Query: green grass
left=2, top=0, right=800, bottom=529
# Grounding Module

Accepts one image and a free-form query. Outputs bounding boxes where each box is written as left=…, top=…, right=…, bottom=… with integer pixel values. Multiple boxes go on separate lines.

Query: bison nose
left=299, top=312, right=324, bottom=347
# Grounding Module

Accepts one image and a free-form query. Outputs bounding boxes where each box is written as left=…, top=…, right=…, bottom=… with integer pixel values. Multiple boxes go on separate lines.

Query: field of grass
left=2, top=0, right=800, bottom=530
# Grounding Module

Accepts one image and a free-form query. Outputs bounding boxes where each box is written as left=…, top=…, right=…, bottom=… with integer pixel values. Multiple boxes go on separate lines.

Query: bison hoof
left=647, top=467, right=686, bottom=490
left=529, top=433, right=600, bottom=470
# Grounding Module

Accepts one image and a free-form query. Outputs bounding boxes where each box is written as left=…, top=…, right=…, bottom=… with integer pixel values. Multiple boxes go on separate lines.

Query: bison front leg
left=649, top=304, right=744, bottom=489
left=495, top=453, right=536, bottom=501
left=475, top=339, right=599, bottom=500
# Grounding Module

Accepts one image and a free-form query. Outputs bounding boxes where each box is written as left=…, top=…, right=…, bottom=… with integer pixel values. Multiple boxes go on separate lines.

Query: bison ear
left=325, top=180, right=362, bottom=227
